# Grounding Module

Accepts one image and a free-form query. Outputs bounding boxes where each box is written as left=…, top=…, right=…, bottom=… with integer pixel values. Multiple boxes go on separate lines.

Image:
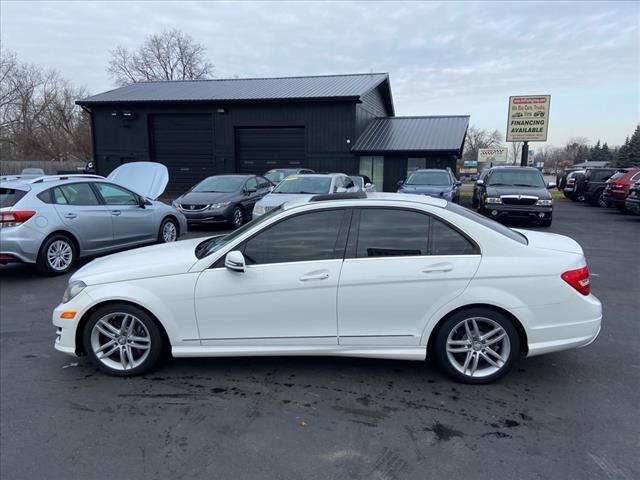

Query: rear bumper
left=0, top=225, right=44, bottom=264
left=603, top=190, right=627, bottom=207
left=517, top=293, right=602, bottom=357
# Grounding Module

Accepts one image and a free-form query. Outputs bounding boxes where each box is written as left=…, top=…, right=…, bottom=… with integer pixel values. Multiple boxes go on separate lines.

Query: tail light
left=561, top=266, right=590, bottom=296
left=567, top=178, right=576, bottom=184
left=0, top=210, right=36, bottom=228
left=611, top=181, right=625, bottom=189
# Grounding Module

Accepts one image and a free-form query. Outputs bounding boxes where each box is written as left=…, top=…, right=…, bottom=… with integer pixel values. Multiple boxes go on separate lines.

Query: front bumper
left=178, top=206, right=234, bottom=224
left=52, top=290, right=96, bottom=356
left=0, top=224, right=45, bottom=264
left=482, top=203, right=553, bottom=221
left=624, top=195, right=640, bottom=214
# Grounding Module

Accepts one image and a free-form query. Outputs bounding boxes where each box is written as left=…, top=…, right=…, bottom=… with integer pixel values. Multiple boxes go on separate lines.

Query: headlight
left=253, top=203, right=265, bottom=215
left=62, top=280, right=86, bottom=304
left=485, top=197, right=502, bottom=204
left=536, top=199, right=553, bottom=206
left=209, top=202, right=231, bottom=209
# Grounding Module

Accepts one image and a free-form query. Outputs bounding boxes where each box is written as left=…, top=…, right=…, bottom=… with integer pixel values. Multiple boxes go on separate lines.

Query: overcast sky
left=2, top=0, right=638, bottom=147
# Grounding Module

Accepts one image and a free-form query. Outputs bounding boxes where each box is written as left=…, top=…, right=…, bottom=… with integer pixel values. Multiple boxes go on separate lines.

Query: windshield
left=192, top=176, right=245, bottom=193
left=406, top=171, right=451, bottom=186
left=264, top=170, right=296, bottom=183
left=487, top=170, right=545, bottom=188
left=445, top=202, right=528, bottom=245
left=272, top=176, right=331, bottom=194
left=196, top=205, right=284, bottom=258
left=0, top=187, right=27, bottom=207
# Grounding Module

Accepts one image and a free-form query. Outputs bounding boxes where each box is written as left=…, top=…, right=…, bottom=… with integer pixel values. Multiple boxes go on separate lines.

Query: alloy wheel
left=162, top=221, right=177, bottom=242
left=47, top=240, right=73, bottom=271
left=90, top=313, right=151, bottom=371
left=233, top=208, right=243, bottom=227
left=445, top=317, right=511, bottom=379
left=597, top=194, right=607, bottom=208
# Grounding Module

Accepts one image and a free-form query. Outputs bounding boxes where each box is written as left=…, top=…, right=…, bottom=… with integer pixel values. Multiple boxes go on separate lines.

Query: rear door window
left=430, top=218, right=478, bottom=255
left=354, top=208, right=430, bottom=258
left=0, top=188, right=27, bottom=207
left=57, top=183, right=100, bottom=206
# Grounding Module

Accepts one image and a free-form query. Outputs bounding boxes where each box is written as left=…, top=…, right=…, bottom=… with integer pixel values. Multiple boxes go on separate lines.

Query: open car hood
left=107, top=162, right=168, bottom=200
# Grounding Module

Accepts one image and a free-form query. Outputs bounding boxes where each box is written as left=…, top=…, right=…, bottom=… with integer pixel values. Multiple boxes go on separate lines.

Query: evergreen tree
left=601, top=142, right=612, bottom=163
left=615, top=136, right=630, bottom=166
left=628, top=125, right=640, bottom=166
left=588, top=140, right=602, bottom=162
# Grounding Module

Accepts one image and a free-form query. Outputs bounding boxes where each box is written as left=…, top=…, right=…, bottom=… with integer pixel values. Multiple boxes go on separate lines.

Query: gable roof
left=351, top=116, right=470, bottom=153
left=77, top=73, right=391, bottom=106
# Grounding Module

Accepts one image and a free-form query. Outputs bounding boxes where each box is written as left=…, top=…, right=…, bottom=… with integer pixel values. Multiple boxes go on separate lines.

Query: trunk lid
left=514, top=229, right=584, bottom=255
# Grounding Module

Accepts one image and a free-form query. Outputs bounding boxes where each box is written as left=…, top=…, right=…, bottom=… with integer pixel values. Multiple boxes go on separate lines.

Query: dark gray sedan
left=172, top=175, right=272, bottom=228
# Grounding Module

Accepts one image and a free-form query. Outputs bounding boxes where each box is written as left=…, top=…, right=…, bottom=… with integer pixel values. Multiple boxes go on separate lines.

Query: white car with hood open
left=52, top=192, right=601, bottom=383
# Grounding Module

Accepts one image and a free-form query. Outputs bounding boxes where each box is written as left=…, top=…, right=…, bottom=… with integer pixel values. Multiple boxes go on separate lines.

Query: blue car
left=397, top=168, right=461, bottom=203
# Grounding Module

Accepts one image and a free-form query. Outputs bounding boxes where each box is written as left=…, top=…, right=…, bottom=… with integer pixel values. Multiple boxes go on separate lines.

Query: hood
left=71, top=238, right=203, bottom=285
left=514, top=229, right=584, bottom=255
left=259, top=192, right=314, bottom=208
left=486, top=185, right=550, bottom=199
left=176, top=191, right=238, bottom=205
left=399, top=184, right=453, bottom=195
left=107, top=162, right=169, bottom=200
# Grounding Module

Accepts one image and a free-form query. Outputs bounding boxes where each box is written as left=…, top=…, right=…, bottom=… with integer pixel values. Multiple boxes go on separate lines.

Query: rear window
left=0, top=188, right=27, bottom=208
left=445, top=202, right=528, bottom=245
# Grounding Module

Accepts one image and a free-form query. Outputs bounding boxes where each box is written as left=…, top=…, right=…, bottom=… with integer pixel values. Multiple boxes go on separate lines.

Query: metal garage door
left=150, top=114, right=214, bottom=193
left=236, top=127, right=306, bottom=174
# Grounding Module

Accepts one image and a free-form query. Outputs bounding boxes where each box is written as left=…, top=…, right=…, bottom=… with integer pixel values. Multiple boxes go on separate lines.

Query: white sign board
left=506, top=95, right=551, bottom=142
left=478, top=147, right=508, bottom=164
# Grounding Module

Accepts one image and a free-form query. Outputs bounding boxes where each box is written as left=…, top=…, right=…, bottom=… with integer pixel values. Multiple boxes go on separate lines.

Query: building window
left=359, top=156, right=384, bottom=190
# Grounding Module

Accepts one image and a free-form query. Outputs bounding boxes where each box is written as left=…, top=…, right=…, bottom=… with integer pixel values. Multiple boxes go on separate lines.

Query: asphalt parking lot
left=1, top=200, right=638, bottom=480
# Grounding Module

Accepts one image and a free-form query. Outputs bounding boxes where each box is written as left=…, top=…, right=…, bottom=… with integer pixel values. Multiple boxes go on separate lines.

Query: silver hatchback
left=0, top=162, right=187, bottom=275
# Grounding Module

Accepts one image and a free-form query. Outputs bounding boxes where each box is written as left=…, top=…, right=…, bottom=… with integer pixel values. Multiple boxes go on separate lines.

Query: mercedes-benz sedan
left=52, top=193, right=601, bottom=384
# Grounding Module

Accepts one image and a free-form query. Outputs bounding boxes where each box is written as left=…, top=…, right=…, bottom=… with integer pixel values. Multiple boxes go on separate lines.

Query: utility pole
left=520, top=141, right=529, bottom=167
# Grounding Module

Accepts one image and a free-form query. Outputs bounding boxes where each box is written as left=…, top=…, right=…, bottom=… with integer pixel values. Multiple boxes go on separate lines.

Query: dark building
left=77, top=73, right=469, bottom=194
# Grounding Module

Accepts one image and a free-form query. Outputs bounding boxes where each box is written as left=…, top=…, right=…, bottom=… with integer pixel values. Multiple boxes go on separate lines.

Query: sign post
left=506, top=95, right=550, bottom=167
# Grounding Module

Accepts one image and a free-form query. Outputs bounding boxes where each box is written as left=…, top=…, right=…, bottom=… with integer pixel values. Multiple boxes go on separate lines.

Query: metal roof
left=77, top=73, right=390, bottom=105
left=351, top=116, right=469, bottom=153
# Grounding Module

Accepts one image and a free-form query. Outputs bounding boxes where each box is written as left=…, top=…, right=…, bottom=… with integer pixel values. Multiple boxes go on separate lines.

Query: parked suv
left=624, top=180, right=640, bottom=215
left=397, top=168, right=461, bottom=203
left=475, top=166, right=554, bottom=226
left=580, top=167, right=617, bottom=207
left=603, top=168, right=640, bottom=211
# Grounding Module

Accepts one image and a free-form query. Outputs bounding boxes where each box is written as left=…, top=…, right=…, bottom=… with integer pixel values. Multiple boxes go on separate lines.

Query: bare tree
left=509, top=142, right=522, bottom=165
left=107, top=29, right=214, bottom=85
left=463, top=126, right=504, bottom=162
left=0, top=50, right=91, bottom=162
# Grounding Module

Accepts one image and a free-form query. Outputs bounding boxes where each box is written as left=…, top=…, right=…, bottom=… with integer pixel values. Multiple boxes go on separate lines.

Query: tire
left=433, top=308, right=520, bottom=384
left=36, top=234, right=77, bottom=276
left=591, top=190, right=606, bottom=207
left=82, top=303, right=164, bottom=377
left=231, top=206, right=244, bottom=229
left=158, top=217, right=178, bottom=243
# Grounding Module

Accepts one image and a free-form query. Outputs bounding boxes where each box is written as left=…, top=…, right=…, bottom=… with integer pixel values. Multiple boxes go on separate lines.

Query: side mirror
left=547, top=181, right=557, bottom=189
left=455, top=181, right=462, bottom=187
left=364, top=182, right=372, bottom=188
left=137, top=196, right=146, bottom=208
left=476, top=179, right=484, bottom=186
left=246, top=188, right=257, bottom=194
left=225, top=251, right=246, bottom=272
left=397, top=180, right=404, bottom=186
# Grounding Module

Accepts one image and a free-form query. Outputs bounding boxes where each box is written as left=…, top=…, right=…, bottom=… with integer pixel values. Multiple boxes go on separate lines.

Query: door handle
left=63, top=213, right=77, bottom=219
left=111, top=210, right=122, bottom=216
left=299, top=271, right=330, bottom=282
left=422, top=263, right=454, bottom=274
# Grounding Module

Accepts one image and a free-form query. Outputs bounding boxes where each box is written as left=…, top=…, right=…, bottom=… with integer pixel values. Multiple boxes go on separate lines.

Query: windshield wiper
left=513, top=183, right=537, bottom=187
left=488, top=183, right=511, bottom=186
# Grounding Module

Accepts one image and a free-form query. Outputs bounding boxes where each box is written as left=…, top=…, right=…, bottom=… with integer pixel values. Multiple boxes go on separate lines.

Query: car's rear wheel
left=158, top=217, right=178, bottom=243
left=434, top=308, right=520, bottom=384
left=593, top=191, right=607, bottom=207
left=231, top=206, right=244, bottom=229
left=83, top=304, right=164, bottom=376
left=36, top=234, right=76, bottom=275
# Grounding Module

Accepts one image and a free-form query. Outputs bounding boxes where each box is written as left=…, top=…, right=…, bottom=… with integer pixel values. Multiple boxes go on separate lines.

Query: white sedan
left=53, top=193, right=601, bottom=384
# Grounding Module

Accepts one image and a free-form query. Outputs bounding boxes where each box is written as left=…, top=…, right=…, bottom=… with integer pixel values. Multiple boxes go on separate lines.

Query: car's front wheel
left=83, top=304, right=164, bottom=376
left=158, top=217, right=178, bottom=243
left=231, top=206, right=244, bottom=229
left=434, top=308, right=520, bottom=384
